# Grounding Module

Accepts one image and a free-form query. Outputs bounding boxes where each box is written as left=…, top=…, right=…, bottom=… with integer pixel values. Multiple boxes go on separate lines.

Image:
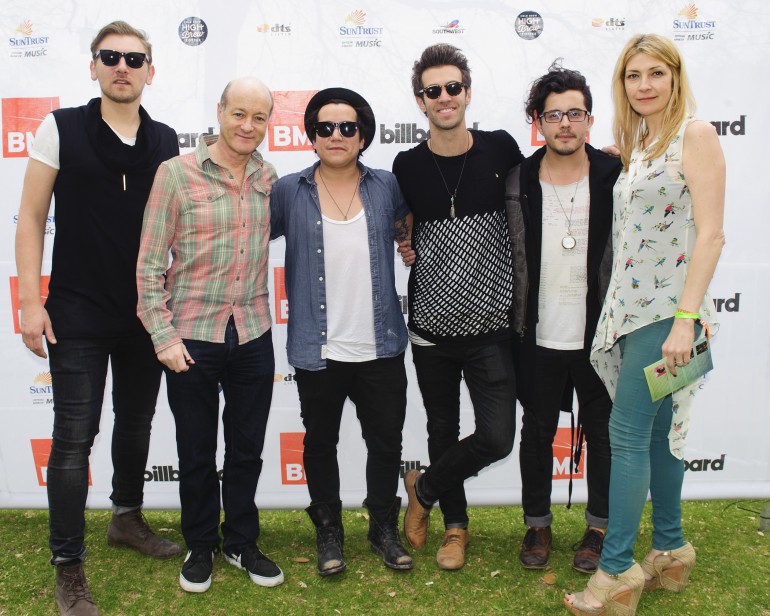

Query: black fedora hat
left=304, top=87, right=376, bottom=151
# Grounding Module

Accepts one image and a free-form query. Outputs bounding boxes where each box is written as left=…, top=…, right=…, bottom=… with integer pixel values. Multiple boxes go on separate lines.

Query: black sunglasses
left=313, top=121, right=359, bottom=138
left=418, top=81, right=468, bottom=100
left=94, top=49, right=150, bottom=69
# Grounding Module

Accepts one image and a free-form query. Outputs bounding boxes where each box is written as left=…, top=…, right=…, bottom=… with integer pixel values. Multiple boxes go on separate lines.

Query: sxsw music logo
left=531, top=122, right=591, bottom=147
left=9, top=275, right=50, bottom=333
left=553, top=427, right=585, bottom=480
left=268, top=91, right=316, bottom=151
left=2, top=96, right=59, bottom=157
left=31, top=439, right=92, bottom=486
left=280, top=432, right=306, bottom=484
left=273, top=266, right=288, bottom=324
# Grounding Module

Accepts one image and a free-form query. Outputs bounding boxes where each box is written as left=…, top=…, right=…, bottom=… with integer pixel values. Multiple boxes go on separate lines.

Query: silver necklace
left=543, top=156, right=587, bottom=250
left=318, top=168, right=360, bottom=220
left=428, top=131, right=470, bottom=219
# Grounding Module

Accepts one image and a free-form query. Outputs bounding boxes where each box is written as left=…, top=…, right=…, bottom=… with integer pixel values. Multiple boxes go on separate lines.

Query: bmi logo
left=10, top=275, right=50, bottom=333
left=268, top=91, right=316, bottom=151
left=273, top=267, right=288, bottom=324
left=553, top=427, right=585, bottom=480
left=280, top=432, right=306, bottom=484
left=31, top=439, right=92, bottom=486
left=2, top=96, right=59, bottom=157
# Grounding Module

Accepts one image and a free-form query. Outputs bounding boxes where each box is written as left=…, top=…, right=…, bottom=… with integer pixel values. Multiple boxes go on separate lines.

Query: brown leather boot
left=572, top=527, right=605, bottom=574
left=436, top=528, right=468, bottom=570
left=55, top=562, right=99, bottom=615
left=107, top=510, right=183, bottom=559
left=403, top=470, right=431, bottom=549
left=519, top=526, right=552, bottom=569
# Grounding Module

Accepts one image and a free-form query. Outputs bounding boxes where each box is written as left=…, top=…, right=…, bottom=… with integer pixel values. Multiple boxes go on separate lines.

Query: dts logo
left=553, top=427, right=585, bottom=480
left=280, top=432, right=306, bottom=484
left=2, top=97, right=59, bottom=157
left=268, top=91, right=316, bottom=151
left=31, top=438, right=92, bottom=487
left=10, top=275, right=50, bottom=333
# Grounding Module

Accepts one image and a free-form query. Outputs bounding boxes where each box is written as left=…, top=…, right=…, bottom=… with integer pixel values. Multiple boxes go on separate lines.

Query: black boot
left=366, top=497, right=414, bottom=571
left=305, top=502, right=345, bottom=576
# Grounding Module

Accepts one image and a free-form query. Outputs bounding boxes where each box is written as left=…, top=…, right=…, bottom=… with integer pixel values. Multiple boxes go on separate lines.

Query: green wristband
left=674, top=310, right=700, bottom=320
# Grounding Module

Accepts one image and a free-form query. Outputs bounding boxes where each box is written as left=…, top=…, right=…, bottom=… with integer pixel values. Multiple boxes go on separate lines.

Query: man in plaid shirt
left=137, top=77, right=283, bottom=594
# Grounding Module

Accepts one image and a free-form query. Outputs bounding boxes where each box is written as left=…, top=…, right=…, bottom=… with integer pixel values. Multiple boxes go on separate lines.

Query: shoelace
left=441, top=533, right=465, bottom=549
left=573, top=530, right=604, bottom=553
left=61, top=569, right=93, bottom=603
left=523, top=529, right=548, bottom=549
left=124, top=511, right=153, bottom=539
left=318, top=527, right=342, bottom=551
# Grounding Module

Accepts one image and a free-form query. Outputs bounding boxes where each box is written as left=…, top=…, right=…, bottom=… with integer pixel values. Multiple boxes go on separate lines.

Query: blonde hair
left=90, top=21, right=152, bottom=60
left=612, top=34, right=695, bottom=170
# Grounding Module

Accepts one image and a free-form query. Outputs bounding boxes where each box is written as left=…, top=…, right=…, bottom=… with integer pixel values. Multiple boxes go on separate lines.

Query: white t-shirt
left=29, top=112, right=137, bottom=170
left=322, top=209, right=377, bottom=362
left=536, top=179, right=590, bottom=350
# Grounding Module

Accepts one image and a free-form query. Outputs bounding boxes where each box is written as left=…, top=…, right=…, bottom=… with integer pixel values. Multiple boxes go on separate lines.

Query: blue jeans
left=47, top=334, right=161, bottom=564
left=165, top=323, right=274, bottom=553
left=295, top=354, right=407, bottom=521
left=411, top=340, right=516, bottom=527
left=599, top=318, right=690, bottom=574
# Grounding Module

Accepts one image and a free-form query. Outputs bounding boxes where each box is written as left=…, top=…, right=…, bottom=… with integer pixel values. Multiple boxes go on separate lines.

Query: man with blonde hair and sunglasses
left=15, top=20, right=180, bottom=615
left=393, top=44, right=523, bottom=570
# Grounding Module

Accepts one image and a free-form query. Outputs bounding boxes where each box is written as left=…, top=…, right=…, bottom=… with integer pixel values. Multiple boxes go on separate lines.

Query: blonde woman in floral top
left=566, top=34, right=725, bottom=616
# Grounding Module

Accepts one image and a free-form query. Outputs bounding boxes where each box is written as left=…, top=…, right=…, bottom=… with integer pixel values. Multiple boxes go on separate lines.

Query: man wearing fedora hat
left=270, top=87, right=413, bottom=575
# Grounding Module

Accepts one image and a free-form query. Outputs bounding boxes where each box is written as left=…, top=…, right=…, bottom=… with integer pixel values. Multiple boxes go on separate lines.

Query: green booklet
left=643, top=337, right=713, bottom=402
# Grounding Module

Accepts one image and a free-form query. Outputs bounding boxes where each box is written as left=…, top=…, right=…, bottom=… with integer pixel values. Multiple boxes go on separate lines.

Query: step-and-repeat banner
left=1, top=0, right=768, bottom=509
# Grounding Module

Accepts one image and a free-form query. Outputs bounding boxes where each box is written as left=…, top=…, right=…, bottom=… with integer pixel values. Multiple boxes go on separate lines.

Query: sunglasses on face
left=417, top=81, right=468, bottom=100
left=94, top=49, right=150, bottom=69
left=313, top=121, right=360, bottom=138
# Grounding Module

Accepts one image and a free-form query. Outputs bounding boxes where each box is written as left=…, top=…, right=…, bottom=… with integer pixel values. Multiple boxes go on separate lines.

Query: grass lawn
left=0, top=501, right=768, bottom=615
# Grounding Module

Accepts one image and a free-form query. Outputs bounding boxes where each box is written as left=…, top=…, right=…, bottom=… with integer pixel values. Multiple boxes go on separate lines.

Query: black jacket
left=505, top=144, right=621, bottom=409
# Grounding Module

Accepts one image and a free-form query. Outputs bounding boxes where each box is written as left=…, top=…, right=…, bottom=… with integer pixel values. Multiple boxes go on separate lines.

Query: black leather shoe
left=367, top=497, right=413, bottom=570
left=519, top=526, right=552, bottom=570
left=572, top=527, right=605, bottom=574
left=306, top=502, right=345, bottom=576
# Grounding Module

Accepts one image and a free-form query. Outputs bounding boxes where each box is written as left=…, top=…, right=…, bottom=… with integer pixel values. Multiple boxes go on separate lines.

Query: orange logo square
left=268, top=91, right=317, bottom=151
left=2, top=97, right=59, bottom=158
left=10, top=275, right=50, bottom=334
left=273, top=267, right=288, bottom=324
left=280, top=432, right=306, bottom=484
left=552, top=426, right=585, bottom=480
left=30, top=438, right=92, bottom=486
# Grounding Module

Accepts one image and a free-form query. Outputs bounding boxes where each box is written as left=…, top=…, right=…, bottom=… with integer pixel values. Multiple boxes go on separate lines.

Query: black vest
left=46, top=98, right=178, bottom=337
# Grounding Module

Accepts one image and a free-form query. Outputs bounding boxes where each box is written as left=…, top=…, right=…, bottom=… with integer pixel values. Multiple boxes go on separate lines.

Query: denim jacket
left=270, top=161, right=410, bottom=370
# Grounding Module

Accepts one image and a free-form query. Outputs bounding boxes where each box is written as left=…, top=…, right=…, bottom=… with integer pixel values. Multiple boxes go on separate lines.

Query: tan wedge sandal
left=641, top=542, right=695, bottom=592
left=564, top=563, right=644, bottom=616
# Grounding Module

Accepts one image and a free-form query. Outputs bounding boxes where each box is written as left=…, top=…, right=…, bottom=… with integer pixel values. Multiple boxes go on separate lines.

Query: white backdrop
left=1, top=0, right=768, bottom=510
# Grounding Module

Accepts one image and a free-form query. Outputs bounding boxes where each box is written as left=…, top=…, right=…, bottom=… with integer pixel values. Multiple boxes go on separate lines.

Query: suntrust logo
left=672, top=4, right=716, bottom=41
left=10, top=275, right=50, bottom=333
left=553, top=427, right=585, bottom=480
left=29, top=372, right=53, bottom=405
left=268, top=91, right=316, bottom=151
left=339, top=10, right=384, bottom=48
left=2, top=96, right=59, bottom=157
left=8, top=20, right=50, bottom=58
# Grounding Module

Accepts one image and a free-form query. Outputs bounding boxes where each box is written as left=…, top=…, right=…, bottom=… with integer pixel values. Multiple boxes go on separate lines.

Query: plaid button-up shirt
left=137, top=135, right=277, bottom=353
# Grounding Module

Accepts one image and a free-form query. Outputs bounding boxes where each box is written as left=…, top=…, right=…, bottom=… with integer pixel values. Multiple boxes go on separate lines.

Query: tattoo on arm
left=394, top=217, right=410, bottom=242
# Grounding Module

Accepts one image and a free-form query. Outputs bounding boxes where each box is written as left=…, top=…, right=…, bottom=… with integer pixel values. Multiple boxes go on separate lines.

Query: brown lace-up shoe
left=519, top=526, right=552, bottom=569
left=55, top=563, right=99, bottom=615
left=572, top=527, right=605, bottom=574
left=436, top=529, right=468, bottom=570
left=107, top=510, right=183, bottom=559
left=403, top=470, right=431, bottom=549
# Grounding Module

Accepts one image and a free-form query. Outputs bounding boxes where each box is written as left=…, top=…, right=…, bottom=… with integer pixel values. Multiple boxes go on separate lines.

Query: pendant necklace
left=429, top=131, right=470, bottom=219
left=318, top=168, right=360, bottom=220
left=543, top=155, right=587, bottom=250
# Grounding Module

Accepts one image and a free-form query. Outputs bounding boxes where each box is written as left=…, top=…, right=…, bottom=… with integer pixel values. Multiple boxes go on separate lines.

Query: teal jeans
left=599, top=318, right=694, bottom=574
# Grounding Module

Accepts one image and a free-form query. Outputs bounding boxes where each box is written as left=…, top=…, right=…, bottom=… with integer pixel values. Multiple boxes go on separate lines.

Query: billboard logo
left=31, top=438, right=92, bottom=486
left=10, top=275, right=50, bottom=333
left=268, top=91, right=316, bottom=151
left=2, top=97, right=59, bottom=158
left=280, top=432, right=306, bottom=484
left=553, top=427, right=585, bottom=480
